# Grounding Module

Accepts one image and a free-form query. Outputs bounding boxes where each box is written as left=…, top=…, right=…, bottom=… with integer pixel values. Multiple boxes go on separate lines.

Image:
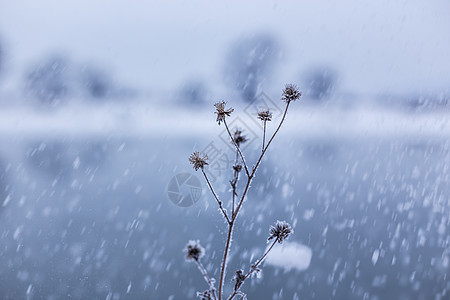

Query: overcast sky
left=1, top=0, right=449, bottom=95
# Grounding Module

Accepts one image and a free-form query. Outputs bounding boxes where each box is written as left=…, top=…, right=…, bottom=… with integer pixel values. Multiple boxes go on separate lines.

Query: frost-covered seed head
left=281, top=84, right=301, bottom=103
left=233, top=164, right=242, bottom=173
left=268, top=220, right=293, bottom=243
left=185, top=240, right=205, bottom=261
left=257, top=110, right=272, bottom=122
left=214, top=101, right=234, bottom=125
left=234, top=269, right=246, bottom=291
left=197, top=290, right=212, bottom=300
left=233, top=129, right=247, bottom=146
left=189, top=152, right=208, bottom=171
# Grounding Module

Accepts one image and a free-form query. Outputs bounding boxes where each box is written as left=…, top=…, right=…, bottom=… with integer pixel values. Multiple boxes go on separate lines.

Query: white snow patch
left=265, top=242, right=312, bottom=272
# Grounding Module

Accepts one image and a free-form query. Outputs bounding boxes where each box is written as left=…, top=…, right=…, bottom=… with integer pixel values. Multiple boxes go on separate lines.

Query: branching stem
left=210, top=100, right=292, bottom=300
left=195, top=259, right=218, bottom=300
left=233, top=102, right=290, bottom=221
left=223, top=120, right=250, bottom=177
left=230, top=149, right=239, bottom=216
left=254, top=101, right=290, bottom=174
left=227, top=238, right=279, bottom=300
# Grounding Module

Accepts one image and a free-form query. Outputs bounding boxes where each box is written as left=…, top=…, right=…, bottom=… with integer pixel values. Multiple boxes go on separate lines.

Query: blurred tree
left=24, top=55, right=129, bottom=104
left=24, top=55, right=71, bottom=105
left=224, top=34, right=280, bottom=102
left=303, top=66, right=338, bottom=100
left=78, top=66, right=112, bottom=99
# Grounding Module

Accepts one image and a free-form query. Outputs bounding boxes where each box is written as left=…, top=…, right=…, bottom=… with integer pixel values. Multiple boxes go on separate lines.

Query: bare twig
left=202, top=169, right=231, bottom=224
left=254, top=101, right=290, bottom=175
left=195, top=259, right=218, bottom=300
left=233, top=102, right=290, bottom=222
left=262, top=120, right=266, bottom=152
left=223, top=119, right=250, bottom=177
left=227, top=238, right=279, bottom=300
left=230, top=149, right=240, bottom=215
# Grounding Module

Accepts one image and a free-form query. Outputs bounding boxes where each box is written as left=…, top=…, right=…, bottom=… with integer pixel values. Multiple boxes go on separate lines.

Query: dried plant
left=186, top=84, right=301, bottom=299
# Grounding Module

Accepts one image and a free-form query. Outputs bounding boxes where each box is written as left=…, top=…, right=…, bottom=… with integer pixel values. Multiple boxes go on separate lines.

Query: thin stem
left=254, top=101, right=290, bottom=175
left=262, top=120, right=266, bottom=152
left=233, top=102, right=290, bottom=224
left=218, top=222, right=233, bottom=300
left=231, top=149, right=239, bottom=216
left=246, top=238, right=278, bottom=278
left=195, top=259, right=218, bottom=300
left=232, top=176, right=251, bottom=221
left=223, top=119, right=250, bottom=177
left=227, top=239, right=279, bottom=300
left=231, top=184, right=236, bottom=217
left=202, top=169, right=231, bottom=224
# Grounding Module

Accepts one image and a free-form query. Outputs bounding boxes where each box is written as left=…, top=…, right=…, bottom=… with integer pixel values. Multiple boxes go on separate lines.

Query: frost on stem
left=281, top=84, right=301, bottom=103
left=214, top=101, right=234, bottom=125
left=189, top=152, right=209, bottom=171
left=268, top=221, right=293, bottom=243
left=185, top=240, right=205, bottom=261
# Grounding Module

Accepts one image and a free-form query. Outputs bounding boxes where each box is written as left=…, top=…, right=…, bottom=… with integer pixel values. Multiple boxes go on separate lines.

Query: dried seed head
left=233, top=129, right=247, bottom=146
left=234, top=269, right=246, bottom=291
left=184, top=240, right=205, bottom=261
left=197, top=290, right=212, bottom=300
left=257, top=110, right=272, bottom=122
left=281, top=84, right=301, bottom=103
left=268, top=220, right=293, bottom=243
left=214, top=101, right=234, bottom=125
left=233, top=164, right=242, bottom=173
left=189, top=152, right=208, bottom=171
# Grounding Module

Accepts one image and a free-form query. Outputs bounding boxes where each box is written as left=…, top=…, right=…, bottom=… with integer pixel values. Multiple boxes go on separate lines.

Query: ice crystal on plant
left=281, top=84, right=301, bottom=103
left=268, top=220, right=293, bottom=243
left=214, top=101, right=234, bottom=125
left=189, top=152, right=208, bottom=171
left=185, top=240, right=205, bottom=261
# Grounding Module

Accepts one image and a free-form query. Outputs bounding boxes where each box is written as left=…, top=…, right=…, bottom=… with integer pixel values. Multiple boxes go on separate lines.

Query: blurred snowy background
left=0, top=0, right=449, bottom=299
